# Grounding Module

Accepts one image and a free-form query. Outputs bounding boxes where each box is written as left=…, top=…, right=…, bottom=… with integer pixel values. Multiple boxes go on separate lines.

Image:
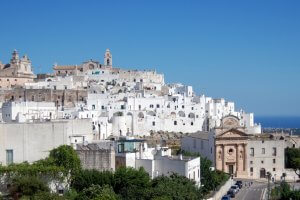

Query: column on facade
left=222, top=144, right=225, bottom=171
left=243, top=143, right=247, bottom=172
left=236, top=144, right=239, bottom=174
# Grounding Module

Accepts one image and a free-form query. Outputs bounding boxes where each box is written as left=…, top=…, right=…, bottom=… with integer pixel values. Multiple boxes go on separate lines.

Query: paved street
left=233, top=181, right=268, bottom=200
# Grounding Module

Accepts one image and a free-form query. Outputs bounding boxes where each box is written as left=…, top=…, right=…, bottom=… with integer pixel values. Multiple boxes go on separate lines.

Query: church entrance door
left=260, top=168, right=266, bottom=178
left=228, top=165, right=234, bottom=175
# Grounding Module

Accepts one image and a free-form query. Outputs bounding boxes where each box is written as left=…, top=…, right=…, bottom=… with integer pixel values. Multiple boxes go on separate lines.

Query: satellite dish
left=151, top=149, right=157, bottom=156
left=83, top=141, right=88, bottom=146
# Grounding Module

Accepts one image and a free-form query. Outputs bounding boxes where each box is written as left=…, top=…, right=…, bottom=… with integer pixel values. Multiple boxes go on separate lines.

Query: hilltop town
left=0, top=49, right=299, bottom=199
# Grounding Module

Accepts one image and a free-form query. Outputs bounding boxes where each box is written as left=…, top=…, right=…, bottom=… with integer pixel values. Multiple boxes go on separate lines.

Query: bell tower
left=10, top=49, right=20, bottom=65
left=104, top=49, right=112, bottom=66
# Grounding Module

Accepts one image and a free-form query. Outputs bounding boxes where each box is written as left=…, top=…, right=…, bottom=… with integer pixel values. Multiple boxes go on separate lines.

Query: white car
left=230, top=185, right=239, bottom=194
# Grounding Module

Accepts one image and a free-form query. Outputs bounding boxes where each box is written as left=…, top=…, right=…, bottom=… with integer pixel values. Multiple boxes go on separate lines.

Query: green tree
left=150, top=173, right=202, bottom=200
left=31, top=191, right=65, bottom=200
left=113, top=167, right=151, bottom=200
left=92, top=185, right=119, bottom=200
left=285, top=147, right=300, bottom=177
left=200, top=157, right=229, bottom=195
left=75, top=185, right=103, bottom=200
left=291, top=158, right=300, bottom=177
left=71, top=169, right=114, bottom=192
left=49, top=145, right=81, bottom=175
left=285, top=147, right=300, bottom=165
left=75, top=185, right=119, bottom=200
left=9, top=175, right=49, bottom=198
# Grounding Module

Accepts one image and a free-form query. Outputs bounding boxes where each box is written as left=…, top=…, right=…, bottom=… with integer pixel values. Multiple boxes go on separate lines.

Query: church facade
left=53, top=49, right=113, bottom=76
left=214, top=116, right=249, bottom=178
left=182, top=115, right=290, bottom=180
left=0, top=50, right=35, bottom=89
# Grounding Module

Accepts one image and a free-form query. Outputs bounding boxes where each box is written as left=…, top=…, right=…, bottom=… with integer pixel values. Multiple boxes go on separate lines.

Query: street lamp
left=266, top=172, right=272, bottom=200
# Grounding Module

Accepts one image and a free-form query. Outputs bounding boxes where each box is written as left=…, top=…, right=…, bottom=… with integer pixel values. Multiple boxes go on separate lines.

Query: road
left=233, top=181, right=268, bottom=200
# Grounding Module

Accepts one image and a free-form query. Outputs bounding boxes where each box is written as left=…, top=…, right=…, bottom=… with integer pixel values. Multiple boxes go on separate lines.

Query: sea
left=255, top=116, right=300, bottom=129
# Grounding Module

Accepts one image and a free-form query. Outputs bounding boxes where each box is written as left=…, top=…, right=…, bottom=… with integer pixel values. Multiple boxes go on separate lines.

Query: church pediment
left=217, top=129, right=248, bottom=139
left=221, top=115, right=240, bottom=129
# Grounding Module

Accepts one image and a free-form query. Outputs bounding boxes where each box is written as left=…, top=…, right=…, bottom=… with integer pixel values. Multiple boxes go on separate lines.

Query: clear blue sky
left=0, top=0, right=299, bottom=116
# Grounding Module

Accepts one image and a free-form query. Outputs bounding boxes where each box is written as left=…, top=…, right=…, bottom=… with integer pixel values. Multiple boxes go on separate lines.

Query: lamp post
left=274, top=174, right=277, bottom=187
left=267, top=172, right=272, bottom=200
left=294, top=176, right=296, bottom=191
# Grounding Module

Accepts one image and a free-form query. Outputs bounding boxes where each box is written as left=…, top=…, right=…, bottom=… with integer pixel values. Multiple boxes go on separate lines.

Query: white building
left=2, top=101, right=57, bottom=122
left=136, top=147, right=201, bottom=186
left=0, top=119, right=93, bottom=165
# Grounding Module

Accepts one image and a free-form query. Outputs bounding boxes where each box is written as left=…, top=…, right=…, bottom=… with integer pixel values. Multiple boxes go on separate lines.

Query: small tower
left=10, top=49, right=19, bottom=65
left=104, top=49, right=112, bottom=66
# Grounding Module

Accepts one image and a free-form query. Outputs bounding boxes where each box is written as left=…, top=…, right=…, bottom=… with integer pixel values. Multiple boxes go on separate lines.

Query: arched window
left=138, top=112, right=144, bottom=118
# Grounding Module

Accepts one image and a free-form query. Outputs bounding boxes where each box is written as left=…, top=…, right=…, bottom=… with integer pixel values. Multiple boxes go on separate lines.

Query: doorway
left=260, top=168, right=266, bottom=178
left=228, top=165, right=234, bottom=175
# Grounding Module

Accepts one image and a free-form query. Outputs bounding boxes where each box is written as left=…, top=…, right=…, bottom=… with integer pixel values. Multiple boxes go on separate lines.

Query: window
left=261, top=160, right=264, bottom=164
left=262, top=148, right=265, bottom=154
left=250, top=148, right=254, bottom=156
left=273, top=159, right=276, bottom=164
left=152, top=121, right=155, bottom=126
left=250, top=161, right=253, bottom=164
left=92, top=105, right=95, bottom=110
left=6, top=150, right=13, bottom=165
left=138, top=105, right=141, bottom=110
left=182, top=105, right=185, bottom=109
left=156, top=104, right=160, bottom=108
left=193, top=171, right=195, bottom=180
left=191, top=122, right=194, bottom=126
left=31, top=96, right=34, bottom=101
left=250, top=167, right=253, bottom=172
left=272, top=148, right=277, bottom=156
left=118, top=144, right=125, bottom=153
left=174, top=121, right=177, bottom=125
left=273, top=168, right=276, bottom=171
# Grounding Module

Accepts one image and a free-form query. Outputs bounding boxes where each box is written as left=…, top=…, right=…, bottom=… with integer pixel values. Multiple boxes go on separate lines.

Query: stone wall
left=0, top=88, right=87, bottom=107
left=77, top=149, right=115, bottom=171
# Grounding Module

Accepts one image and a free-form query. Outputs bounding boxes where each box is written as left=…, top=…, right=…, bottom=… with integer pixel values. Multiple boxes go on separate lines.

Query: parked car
left=227, top=190, right=235, bottom=198
left=235, top=180, right=243, bottom=189
left=221, top=194, right=231, bottom=200
left=230, top=185, right=239, bottom=193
